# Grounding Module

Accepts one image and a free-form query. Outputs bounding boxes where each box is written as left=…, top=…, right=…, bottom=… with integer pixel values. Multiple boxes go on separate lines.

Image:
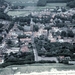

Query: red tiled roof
left=21, top=46, right=29, bottom=52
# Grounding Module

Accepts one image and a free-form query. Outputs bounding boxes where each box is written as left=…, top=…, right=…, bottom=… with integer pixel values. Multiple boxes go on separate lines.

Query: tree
left=17, top=25, right=24, bottom=31
left=72, top=14, right=75, bottom=19
left=0, top=23, right=4, bottom=28
left=33, top=25, right=39, bottom=32
left=0, top=36, right=3, bottom=43
left=61, top=31, right=67, bottom=37
left=17, top=34, right=27, bottom=38
left=7, top=55, right=17, bottom=62
left=67, top=30, right=74, bottom=37
left=6, top=39, right=14, bottom=47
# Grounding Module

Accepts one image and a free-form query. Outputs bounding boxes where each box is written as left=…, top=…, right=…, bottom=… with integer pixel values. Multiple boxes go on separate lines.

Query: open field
left=0, top=63, right=75, bottom=75
left=7, top=3, right=66, bottom=17
left=5, top=0, right=38, bottom=6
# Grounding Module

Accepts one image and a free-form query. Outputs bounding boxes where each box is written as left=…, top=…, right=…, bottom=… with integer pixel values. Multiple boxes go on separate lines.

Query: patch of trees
left=47, top=0, right=71, bottom=3
left=37, top=0, right=71, bottom=6
left=14, top=16, right=31, bottom=24
left=0, top=52, right=34, bottom=68
left=67, top=0, right=75, bottom=8
left=61, top=31, right=67, bottom=37
left=34, top=35, right=74, bottom=57
left=0, top=8, right=4, bottom=12
left=67, top=30, right=74, bottom=37
left=4, top=52, right=34, bottom=63
left=17, top=34, right=27, bottom=39
left=6, top=39, right=19, bottom=47
left=6, top=39, right=14, bottom=47
left=61, top=30, right=74, bottom=38
left=37, top=0, right=47, bottom=6
left=0, top=12, right=11, bottom=20
left=0, top=29, right=3, bottom=33
left=55, top=15, right=72, bottom=23
left=0, top=0, right=7, bottom=7
left=72, top=14, right=75, bottom=19
left=17, top=25, right=24, bottom=31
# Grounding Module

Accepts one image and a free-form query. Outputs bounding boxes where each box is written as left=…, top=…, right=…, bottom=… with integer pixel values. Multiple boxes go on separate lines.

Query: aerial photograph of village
left=0, top=0, right=75, bottom=75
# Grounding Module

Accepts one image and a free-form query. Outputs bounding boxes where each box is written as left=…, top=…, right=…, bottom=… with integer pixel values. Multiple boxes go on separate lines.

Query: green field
left=7, top=3, right=66, bottom=17
left=0, top=63, right=75, bottom=75
left=5, top=0, right=38, bottom=6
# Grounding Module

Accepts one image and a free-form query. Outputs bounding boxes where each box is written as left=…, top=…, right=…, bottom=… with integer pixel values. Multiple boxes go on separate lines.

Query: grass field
left=7, top=3, right=66, bottom=17
left=0, top=63, right=75, bottom=75
left=5, top=0, right=38, bottom=6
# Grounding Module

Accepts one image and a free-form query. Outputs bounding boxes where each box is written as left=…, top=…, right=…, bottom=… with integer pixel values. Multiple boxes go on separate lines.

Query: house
left=42, top=29, right=47, bottom=36
left=68, top=61, right=75, bottom=65
left=21, top=45, right=29, bottom=52
left=23, top=31, right=32, bottom=36
left=6, top=47, right=20, bottom=54
left=24, top=25, right=31, bottom=31
left=50, top=38, right=56, bottom=42
left=58, top=56, right=65, bottom=62
left=65, top=21, right=71, bottom=24
left=57, top=39, right=64, bottom=43
left=8, top=30, right=18, bottom=38
left=20, top=37, right=32, bottom=45
left=33, top=32, right=39, bottom=37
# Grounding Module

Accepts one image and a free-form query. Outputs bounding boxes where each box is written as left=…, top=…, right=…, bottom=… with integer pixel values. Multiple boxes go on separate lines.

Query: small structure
left=21, top=45, right=29, bottom=52
left=68, top=61, right=75, bottom=65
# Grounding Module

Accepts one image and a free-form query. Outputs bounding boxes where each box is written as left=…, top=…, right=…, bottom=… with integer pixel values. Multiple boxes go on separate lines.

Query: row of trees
left=37, top=0, right=47, bottom=6
left=4, top=52, right=34, bottom=62
left=0, top=52, right=34, bottom=67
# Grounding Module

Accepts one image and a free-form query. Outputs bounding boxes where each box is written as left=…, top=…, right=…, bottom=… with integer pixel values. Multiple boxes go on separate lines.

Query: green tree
left=61, top=31, right=67, bottom=37
left=67, top=30, right=74, bottom=37
left=33, top=25, right=39, bottom=32
left=0, top=36, right=3, bottom=43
